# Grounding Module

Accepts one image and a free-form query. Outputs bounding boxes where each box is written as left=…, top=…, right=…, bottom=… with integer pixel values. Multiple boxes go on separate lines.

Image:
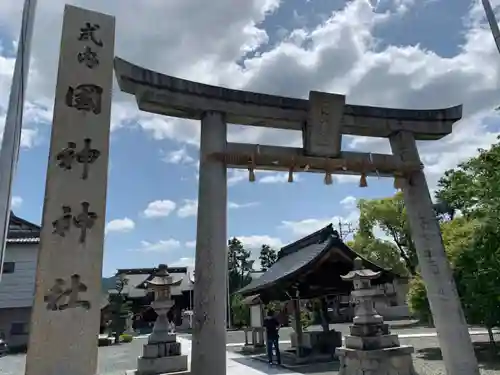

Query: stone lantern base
left=336, top=345, right=415, bottom=375
left=126, top=333, right=189, bottom=375
left=335, top=322, right=417, bottom=375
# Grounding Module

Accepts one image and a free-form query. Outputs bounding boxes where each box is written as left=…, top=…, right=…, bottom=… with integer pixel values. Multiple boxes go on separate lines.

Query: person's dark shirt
left=263, top=316, right=280, bottom=339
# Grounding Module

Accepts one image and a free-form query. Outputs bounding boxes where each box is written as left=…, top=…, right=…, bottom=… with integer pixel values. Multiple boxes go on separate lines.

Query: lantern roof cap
left=146, top=264, right=183, bottom=287
left=341, top=257, right=381, bottom=281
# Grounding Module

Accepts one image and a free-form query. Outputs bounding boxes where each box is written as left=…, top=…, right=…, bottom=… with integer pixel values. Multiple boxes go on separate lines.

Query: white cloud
left=11, top=196, right=22, bottom=208
left=236, top=235, right=284, bottom=250
left=228, top=170, right=248, bottom=187
left=130, top=239, right=181, bottom=252
left=177, top=199, right=259, bottom=217
left=259, top=172, right=301, bottom=184
left=177, top=199, right=198, bottom=218
left=281, top=211, right=360, bottom=239
left=143, top=200, right=177, bottom=218
left=1, top=0, right=497, bottom=189
left=340, top=195, right=357, bottom=208
left=185, top=240, right=196, bottom=248
left=105, top=217, right=135, bottom=234
left=228, top=201, right=260, bottom=209
left=163, top=148, right=195, bottom=165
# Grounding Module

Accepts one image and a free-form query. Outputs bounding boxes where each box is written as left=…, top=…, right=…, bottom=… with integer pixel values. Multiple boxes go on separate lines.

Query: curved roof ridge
left=278, top=223, right=336, bottom=259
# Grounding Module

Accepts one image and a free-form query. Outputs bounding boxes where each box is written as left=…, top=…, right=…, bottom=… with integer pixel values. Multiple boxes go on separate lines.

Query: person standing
left=263, top=310, right=281, bottom=365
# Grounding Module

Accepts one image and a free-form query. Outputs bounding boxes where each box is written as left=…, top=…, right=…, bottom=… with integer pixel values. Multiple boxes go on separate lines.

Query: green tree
left=259, top=244, right=277, bottom=271
left=454, top=217, right=500, bottom=352
left=407, top=275, right=433, bottom=325
left=440, top=217, right=479, bottom=264
left=436, top=137, right=500, bottom=218
left=357, top=193, right=417, bottom=275
left=227, top=237, right=253, bottom=294
left=407, top=216, right=483, bottom=327
left=109, top=274, right=132, bottom=343
left=230, top=293, right=250, bottom=328
left=348, top=234, right=408, bottom=276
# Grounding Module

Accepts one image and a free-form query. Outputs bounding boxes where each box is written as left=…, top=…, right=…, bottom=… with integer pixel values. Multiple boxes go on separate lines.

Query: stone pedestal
left=337, top=345, right=415, bottom=375
left=337, top=321, right=417, bottom=375
left=136, top=333, right=188, bottom=375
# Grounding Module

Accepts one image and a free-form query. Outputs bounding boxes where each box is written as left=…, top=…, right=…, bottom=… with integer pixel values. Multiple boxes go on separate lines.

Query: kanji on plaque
left=77, top=139, right=100, bottom=179
left=78, top=22, right=103, bottom=47
left=52, top=206, right=73, bottom=238
left=56, top=142, right=77, bottom=171
left=73, top=202, right=98, bottom=244
left=65, top=84, right=103, bottom=114
left=56, top=139, right=100, bottom=180
left=77, top=46, right=99, bottom=69
left=44, top=274, right=91, bottom=311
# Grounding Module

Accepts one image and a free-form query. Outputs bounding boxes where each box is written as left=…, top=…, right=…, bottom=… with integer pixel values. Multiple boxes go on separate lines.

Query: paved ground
left=230, top=335, right=500, bottom=375
left=1, top=322, right=499, bottom=375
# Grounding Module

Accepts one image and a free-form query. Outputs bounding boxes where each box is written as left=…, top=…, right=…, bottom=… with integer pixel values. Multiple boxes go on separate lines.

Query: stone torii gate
left=113, top=58, right=480, bottom=375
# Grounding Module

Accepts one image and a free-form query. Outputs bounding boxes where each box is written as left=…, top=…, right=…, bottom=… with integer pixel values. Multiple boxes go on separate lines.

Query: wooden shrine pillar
left=389, top=131, right=480, bottom=375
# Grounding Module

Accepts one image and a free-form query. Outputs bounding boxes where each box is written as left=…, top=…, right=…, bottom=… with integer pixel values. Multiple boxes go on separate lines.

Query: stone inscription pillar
left=25, top=6, right=114, bottom=375
left=192, top=111, right=228, bottom=375
left=390, top=131, right=480, bottom=375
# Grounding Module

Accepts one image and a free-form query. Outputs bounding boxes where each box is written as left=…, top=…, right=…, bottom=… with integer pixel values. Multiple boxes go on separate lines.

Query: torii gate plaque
left=114, top=57, right=480, bottom=375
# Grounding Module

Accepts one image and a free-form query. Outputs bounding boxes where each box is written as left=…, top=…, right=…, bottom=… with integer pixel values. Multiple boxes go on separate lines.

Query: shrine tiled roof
left=7, top=212, right=41, bottom=244
left=238, top=224, right=396, bottom=299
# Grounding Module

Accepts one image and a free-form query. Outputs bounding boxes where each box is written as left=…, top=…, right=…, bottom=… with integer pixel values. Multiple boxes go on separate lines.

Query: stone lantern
left=335, top=258, right=417, bottom=375
left=132, top=264, right=189, bottom=375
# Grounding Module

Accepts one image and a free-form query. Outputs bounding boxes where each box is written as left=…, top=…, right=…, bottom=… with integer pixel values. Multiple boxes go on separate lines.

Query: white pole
left=0, top=0, right=37, bottom=280
left=483, top=0, right=500, bottom=54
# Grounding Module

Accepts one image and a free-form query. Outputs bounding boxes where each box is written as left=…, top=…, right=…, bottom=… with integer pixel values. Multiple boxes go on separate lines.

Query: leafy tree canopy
left=259, top=244, right=277, bottom=271
left=227, top=237, right=253, bottom=294
left=454, top=216, right=500, bottom=335
left=435, top=137, right=500, bottom=218
left=357, top=192, right=417, bottom=275
left=348, top=235, right=408, bottom=277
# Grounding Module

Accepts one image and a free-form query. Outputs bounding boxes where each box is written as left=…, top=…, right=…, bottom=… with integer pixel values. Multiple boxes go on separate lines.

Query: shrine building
left=239, top=224, right=410, bottom=321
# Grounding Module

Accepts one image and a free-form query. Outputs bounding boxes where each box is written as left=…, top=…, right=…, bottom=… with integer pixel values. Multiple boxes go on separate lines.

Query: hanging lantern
left=324, top=171, right=333, bottom=185
left=394, top=176, right=405, bottom=190
left=359, top=173, right=368, bottom=187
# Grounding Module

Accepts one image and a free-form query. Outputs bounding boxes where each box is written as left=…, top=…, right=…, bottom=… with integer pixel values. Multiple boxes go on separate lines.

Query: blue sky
left=2, top=0, right=500, bottom=276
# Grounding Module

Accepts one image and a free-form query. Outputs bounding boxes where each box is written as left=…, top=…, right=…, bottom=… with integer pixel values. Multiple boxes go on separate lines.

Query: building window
left=10, top=322, right=29, bottom=336
left=2, top=262, right=15, bottom=274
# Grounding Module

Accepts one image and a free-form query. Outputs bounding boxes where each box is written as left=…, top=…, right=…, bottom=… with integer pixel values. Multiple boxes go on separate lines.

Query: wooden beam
left=218, top=143, right=422, bottom=177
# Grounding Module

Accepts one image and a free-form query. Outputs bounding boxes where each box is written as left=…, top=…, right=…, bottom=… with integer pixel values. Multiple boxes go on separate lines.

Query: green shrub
left=120, top=334, right=133, bottom=343
left=300, top=309, right=312, bottom=331
left=407, top=275, right=433, bottom=325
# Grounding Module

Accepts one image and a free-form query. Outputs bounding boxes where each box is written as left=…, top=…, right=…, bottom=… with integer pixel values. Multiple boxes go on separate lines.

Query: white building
left=0, top=213, right=40, bottom=348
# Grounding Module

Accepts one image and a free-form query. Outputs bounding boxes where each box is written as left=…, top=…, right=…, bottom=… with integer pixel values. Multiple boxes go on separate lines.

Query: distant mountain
left=101, top=276, right=116, bottom=293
